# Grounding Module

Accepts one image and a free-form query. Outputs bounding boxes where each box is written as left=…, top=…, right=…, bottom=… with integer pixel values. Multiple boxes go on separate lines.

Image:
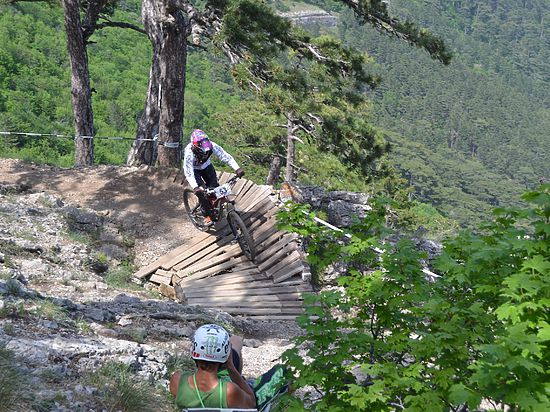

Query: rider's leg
left=193, top=169, right=211, bottom=217
left=201, top=164, right=219, bottom=188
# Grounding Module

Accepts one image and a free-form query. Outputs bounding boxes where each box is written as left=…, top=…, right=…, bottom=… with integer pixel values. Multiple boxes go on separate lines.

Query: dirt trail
left=0, top=158, right=197, bottom=267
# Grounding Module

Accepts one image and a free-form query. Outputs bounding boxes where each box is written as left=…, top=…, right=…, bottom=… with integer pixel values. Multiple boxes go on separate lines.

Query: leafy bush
left=279, top=184, right=550, bottom=411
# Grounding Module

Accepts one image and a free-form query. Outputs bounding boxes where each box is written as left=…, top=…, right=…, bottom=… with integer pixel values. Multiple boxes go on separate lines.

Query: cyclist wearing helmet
left=184, top=129, right=245, bottom=226
left=169, top=324, right=256, bottom=409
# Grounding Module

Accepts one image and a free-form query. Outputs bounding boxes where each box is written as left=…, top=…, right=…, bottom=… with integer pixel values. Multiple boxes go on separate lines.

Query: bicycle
left=183, top=176, right=256, bottom=261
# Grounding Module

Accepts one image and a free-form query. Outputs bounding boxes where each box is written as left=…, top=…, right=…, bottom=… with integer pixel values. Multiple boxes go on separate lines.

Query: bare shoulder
left=169, top=371, right=182, bottom=397
left=225, top=381, right=256, bottom=409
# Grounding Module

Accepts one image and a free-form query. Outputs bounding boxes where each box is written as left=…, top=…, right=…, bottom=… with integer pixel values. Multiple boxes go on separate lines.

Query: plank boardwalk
left=133, top=171, right=312, bottom=319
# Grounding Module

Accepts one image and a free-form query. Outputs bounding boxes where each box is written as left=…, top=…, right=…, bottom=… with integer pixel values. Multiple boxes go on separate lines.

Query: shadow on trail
left=1, top=161, right=190, bottom=239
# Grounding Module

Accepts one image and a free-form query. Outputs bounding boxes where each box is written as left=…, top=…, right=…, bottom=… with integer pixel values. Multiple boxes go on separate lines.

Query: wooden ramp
left=134, top=170, right=312, bottom=319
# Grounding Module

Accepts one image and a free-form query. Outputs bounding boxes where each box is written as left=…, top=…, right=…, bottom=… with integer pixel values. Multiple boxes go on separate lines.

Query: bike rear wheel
left=227, top=210, right=256, bottom=261
left=183, top=189, right=207, bottom=231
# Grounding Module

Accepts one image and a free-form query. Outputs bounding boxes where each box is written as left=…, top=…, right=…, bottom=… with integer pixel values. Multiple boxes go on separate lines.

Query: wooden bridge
left=134, top=170, right=312, bottom=319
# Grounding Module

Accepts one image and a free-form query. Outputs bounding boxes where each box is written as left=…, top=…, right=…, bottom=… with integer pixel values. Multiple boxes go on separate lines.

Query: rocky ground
left=0, top=159, right=302, bottom=412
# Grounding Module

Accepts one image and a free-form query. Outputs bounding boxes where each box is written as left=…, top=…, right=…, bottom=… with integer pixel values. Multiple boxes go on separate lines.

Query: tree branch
left=94, top=20, right=147, bottom=35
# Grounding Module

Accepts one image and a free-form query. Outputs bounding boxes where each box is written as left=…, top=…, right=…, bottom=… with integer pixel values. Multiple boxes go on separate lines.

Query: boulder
left=288, top=184, right=372, bottom=228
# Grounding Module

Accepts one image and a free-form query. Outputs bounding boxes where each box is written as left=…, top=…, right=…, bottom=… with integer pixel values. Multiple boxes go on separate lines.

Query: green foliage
left=335, top=0, right=550, bottom=225
left=279, top=184, right=550, bottom=411
left=0, top=343, right=29, bottom=412
left=104, top=261, right=140, bottom=290
left=87, top=361, right=170, bottom=412
left=165, top=352, right=195, bottom=377
left=1, top=0, right=548, bottom=230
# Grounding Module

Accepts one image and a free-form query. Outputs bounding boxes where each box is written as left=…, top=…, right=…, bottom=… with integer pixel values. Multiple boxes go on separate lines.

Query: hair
left=195, top=359, right=222, bottom=372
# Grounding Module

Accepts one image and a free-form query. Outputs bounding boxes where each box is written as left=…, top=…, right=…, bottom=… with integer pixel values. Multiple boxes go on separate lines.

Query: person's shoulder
left=225, top=380, right=241, bottom=395
left=170, top=371, right=192, bottom=395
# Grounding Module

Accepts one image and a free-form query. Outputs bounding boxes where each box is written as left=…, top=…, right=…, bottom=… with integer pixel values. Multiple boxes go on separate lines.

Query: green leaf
left=537, top=322, right=550, bottom=341
left=449, top=383, right=481, bottom=409
left=522, top=255, right=550, bottom=274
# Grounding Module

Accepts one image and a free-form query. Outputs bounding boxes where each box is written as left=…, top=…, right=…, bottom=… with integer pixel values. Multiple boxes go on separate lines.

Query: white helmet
left=191, top=324, right=230, bottom=363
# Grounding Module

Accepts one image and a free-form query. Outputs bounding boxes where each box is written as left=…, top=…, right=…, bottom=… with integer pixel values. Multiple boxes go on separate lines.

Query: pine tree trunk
left=285, top=117, right=296, bottom=183
left=266, top=155, right=282, bottom=186
left=127, top=0, right=161, bottom=166
left=62, top=0, right=94, bottom=166
left=156, top=0, right=187, bottom=167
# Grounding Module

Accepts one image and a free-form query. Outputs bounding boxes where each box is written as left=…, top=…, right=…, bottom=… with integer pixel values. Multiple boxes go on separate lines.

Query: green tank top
left=175, top=372, right=230, bottom=409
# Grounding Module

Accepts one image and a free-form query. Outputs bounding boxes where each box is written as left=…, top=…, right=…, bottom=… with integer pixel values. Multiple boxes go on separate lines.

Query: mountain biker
left=183, top=129, right=244, bottom=226
left=169, top=324, right=256, bottom=409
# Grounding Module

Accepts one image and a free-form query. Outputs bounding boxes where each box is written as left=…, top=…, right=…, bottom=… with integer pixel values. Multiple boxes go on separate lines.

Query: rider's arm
left=225, top=346, right=256, bottom=408
left=183, top=144, right=199, bottom=189
left=169, top=371, right=182, bottom=397
left=212, top=142, right=240, bottom=171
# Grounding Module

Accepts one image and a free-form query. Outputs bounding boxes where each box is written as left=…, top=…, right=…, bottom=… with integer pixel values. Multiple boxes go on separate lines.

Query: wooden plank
left=134, top=261, right=162, bottom=279
left=237, top=315, right=299, bottom=320
left=188, top=300, right=304, bottom=308
left=264, top=250, right=302, bottom=278
left=230, top=178, right=248, bottom=198
left=178, top=279, right=268, bottom=295
left=257, top=243, right=298, bottom=272
left=150, top=272, right=173, bottom=285
left=188, top=306, right=304, bottom=315
left=218, top=171, right=231, bottom=185
left=173, top=242, right=224, bottom=271
left=185, top=272, right=312, bottom=293
left=255, top=234, right=297, bottom=262
left=253, top=224, right=281, bottom=247
left=184, top=279, right=286, bottom=293
left=156, top=231, right=212, bottom=269
left=178, top=244, right=243, bottom=276
left=244, top=204, right=278, bottom=230
left=184, top=283, right=313, bottom=296
left=249, top=216, right=277, bottom=237
left=235, top=180, right=255, bottom=203
left=254, top=232, right=285, bottom=258
left=238, top=185, right=268, bottom=210
left=178, top=255, right=249, bottom=281
left=230, top=262, right=260, bottom=272
left=234, top=179, right=255, bottom=202
left=173, top=234, right=234, bottom=271
left=187, top=292, right=304, bottom=303
left=239, top=198, right=274, bottom=224
left=156, top=268, right=172, bottom=278
left=241, top=187, right=273, bottom=213
left=272, top=259, right=305, bottom=284
left=177, top=271, right=268, bottom=288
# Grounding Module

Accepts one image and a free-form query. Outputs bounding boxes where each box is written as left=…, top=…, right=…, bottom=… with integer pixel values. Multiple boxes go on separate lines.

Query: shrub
left=0, top=343, right=28, bottom=412
left=87, top=361, right=168, bottom=412
left=279, top=185, right=550, bottom=411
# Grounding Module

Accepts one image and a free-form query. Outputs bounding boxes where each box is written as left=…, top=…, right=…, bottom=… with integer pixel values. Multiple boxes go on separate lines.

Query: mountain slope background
left=0, top=0, right=548, bottom=229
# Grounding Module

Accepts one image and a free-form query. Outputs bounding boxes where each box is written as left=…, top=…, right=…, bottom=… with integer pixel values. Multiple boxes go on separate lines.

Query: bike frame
left=204, top=177, right=238, bottom=223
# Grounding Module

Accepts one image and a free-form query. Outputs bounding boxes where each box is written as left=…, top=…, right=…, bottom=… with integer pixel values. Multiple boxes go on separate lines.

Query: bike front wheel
left=227, top=210, right=256, bottom=261
left=183, top=189, right=207, bottom=231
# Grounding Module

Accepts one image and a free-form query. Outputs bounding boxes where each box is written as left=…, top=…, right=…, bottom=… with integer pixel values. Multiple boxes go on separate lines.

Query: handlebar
left=204, top=174, right=240, bottom=195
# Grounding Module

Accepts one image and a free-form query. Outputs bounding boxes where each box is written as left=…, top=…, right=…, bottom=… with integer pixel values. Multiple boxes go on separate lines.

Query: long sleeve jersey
left=183, top=141, right=240, bottom=189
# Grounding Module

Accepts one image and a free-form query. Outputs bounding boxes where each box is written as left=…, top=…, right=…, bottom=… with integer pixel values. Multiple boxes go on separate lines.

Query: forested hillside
left=0, top=0, right=548, bottom=228
left=292, top=0, right=549, bottom=225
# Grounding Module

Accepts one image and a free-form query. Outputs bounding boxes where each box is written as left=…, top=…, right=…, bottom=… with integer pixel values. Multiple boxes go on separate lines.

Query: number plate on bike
left=213, top=184, right=231, bottom=199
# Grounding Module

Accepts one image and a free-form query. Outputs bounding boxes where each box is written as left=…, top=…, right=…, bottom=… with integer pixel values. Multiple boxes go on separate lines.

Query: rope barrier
left=0, top=131, right=180, bottom=147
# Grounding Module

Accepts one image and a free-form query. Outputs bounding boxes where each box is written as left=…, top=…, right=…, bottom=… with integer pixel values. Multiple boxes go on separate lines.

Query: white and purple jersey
left=183, top=142, right=239, bottom=189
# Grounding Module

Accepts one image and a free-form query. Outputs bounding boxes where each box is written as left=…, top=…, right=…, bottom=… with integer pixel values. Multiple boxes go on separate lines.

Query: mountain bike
left=183, top=176, right=256, bottom=261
